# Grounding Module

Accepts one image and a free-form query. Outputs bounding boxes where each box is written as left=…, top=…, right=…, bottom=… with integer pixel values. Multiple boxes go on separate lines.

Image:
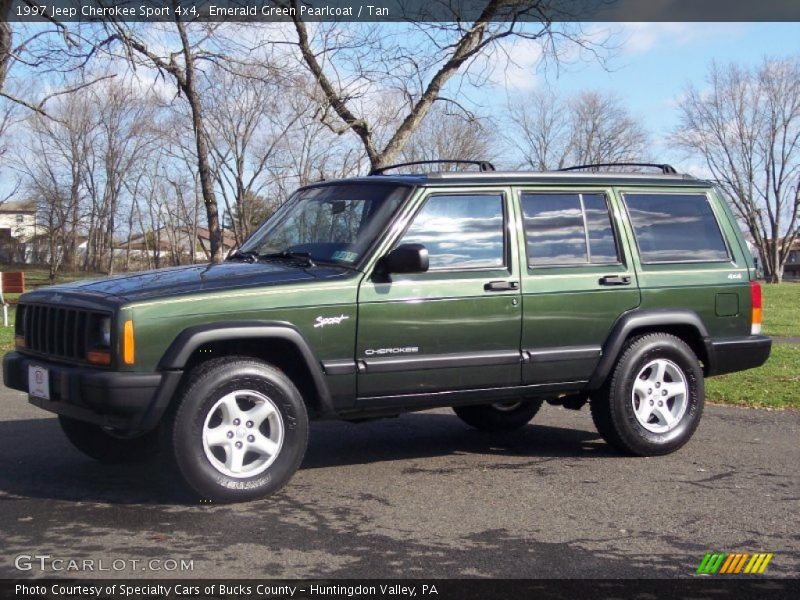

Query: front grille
left=18, top=303, right=107, bottom=363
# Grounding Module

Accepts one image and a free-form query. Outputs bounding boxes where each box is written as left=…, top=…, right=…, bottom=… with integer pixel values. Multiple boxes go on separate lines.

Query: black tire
left=590, top=333, right=704, bottom=456
left=58, top=416, right=161, bottom=464
left=169, top=357, right=309, bottom=503
left=453, top=400, right=543, bottom=432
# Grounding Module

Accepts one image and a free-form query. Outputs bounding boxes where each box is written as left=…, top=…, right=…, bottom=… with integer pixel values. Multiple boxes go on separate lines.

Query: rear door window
left=520, top=192, right=619, bottom=267
left=622, top=193, right=729, bottom=263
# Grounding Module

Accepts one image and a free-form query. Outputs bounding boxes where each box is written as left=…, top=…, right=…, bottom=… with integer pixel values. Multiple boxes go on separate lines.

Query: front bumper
left=706, top=335, right=772, bottom=377
left=3, top=352, right=182, bottom=435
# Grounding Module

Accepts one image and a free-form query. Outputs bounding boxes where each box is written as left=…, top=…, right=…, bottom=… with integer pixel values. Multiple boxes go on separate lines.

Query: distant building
left=785, top=239, right=800, bottom=280
left=120, top=226, right=237, bottom=264
left=0, top=200, right=38, bottom=263
left=0, top=200, right=37, bottom=239
left=745, top=236, right=800, bottom=280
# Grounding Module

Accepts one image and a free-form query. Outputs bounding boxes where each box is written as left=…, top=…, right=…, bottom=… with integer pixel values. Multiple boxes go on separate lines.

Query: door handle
left=599, top=275, right=631, bottom=286
left=484, top=280, right=519, bottom=292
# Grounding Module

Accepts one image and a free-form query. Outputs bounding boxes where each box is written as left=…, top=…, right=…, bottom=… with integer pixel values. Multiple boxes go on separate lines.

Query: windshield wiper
left=313, top=259, right=361, bottom=272
left=227, top=250, right=259, bottom=263
left=259, top=251, right=316, bottom=267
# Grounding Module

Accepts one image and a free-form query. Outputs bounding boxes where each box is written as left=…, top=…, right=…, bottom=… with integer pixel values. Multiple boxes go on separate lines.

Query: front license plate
left=28, top=365, right=50, bottom=400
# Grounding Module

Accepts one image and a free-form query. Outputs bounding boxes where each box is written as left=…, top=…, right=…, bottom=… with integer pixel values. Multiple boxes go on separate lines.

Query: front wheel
left=170, top=357, right=309, bottom=503
left=590, top=333, right=704, bottom=456
left=453, top=400, right=543, bottom=432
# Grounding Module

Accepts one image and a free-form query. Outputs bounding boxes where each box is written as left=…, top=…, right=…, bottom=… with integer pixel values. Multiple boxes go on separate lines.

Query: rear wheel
left=590, top=333, right=704, bottom=456
left=169, top=357, right=309, bottom=503
left=453, top=400, right=543, bottom=432
left=59, top=416, right=160, bottom=463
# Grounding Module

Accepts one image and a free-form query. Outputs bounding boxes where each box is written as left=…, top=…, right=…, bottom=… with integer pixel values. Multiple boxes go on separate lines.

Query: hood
left=28, top=261, right=354, bottom=304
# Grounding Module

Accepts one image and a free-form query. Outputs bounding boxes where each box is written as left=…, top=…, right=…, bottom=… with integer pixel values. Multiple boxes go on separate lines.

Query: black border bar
left=6, top=0, right=800, bottom=23
left=4, top=578, right=800, bottom=600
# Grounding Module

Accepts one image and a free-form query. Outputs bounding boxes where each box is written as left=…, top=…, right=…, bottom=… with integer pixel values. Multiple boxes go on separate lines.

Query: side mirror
left=377, top=243, right=429, bottom=275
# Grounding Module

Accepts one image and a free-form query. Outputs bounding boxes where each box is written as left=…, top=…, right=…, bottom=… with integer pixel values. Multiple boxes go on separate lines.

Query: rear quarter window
left=622, top=193, right=729, bottom=263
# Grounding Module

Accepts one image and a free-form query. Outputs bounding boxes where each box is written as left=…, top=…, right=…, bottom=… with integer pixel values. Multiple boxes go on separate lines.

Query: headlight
left=14, top=305, right=26, bottom=348
left=86, top=315, right=113, bottom=366
left=100, top=317, right=111, bottom=347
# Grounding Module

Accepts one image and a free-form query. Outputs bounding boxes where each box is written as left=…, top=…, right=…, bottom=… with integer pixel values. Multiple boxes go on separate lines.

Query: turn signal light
left=751, top=281, right=762, bottom=335
left=87, top=350, right=111, bottom=365
left=123, top=320, right=135, bottom=365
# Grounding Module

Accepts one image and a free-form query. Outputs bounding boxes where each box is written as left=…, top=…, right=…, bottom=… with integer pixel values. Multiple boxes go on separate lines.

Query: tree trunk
left=189, top=99, right=222, bottom=262
left=769, top=251, right=783, bottom=283
left=174, top=16, right=222, bottom=263
left=0, top=0, right=11, bottom=91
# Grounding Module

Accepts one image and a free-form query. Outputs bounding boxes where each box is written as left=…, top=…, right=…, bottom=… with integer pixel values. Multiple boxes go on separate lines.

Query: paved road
left=0, top=387, right=798, bottom=579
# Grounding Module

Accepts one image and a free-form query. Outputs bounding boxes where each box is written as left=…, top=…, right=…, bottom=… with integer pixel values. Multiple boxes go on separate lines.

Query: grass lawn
left=706, top=281, right=799, bottom=410
left=0, top=272, right=797, bottom=409
left=0, top=305, right=14, bottom=354
left=2, top=266, right=103, bottom=289
left=706, top=343, right=799, bottom=409
left=761, top=281, right=800, bottom=338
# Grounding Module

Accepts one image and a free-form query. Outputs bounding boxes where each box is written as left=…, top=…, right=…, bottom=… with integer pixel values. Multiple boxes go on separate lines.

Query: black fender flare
left=157, top=321, right=335, bottom=417
left=587, top=309, right=712, bottom=390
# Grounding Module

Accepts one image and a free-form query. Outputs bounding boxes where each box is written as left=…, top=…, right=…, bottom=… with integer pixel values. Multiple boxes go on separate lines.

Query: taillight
left=751, top=281, right=762, bottom=335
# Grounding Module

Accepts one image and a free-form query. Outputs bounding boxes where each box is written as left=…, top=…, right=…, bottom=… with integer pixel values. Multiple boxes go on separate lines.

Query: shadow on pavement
left=0, top=411, right=611, bottom=505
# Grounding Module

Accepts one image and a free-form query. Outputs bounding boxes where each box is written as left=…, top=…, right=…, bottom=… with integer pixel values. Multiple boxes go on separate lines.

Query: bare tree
left=569, top=92, right=649, bottom=165
left=103, top=10, right=231, bottom=262
left=673, top=58, right=800, bottom=283
left=206, top=65, right=304, bottom=244
left=266, top=84, right=365, bottom=200
left=0, top=94, right=20, bottom=204
left=507, top=91, right=571, bottom=170
left=19, top=92, right=97, bottom=274
left=84, top=79, right=157, bottom=272
left=508, top=90, right=649, bottom=170
left=14, top=76, right=157, bottom=274
left=0, top=8, right=116, bottom=118
left=0, top=0, right=11, bottom=92
left=399, top=105, right=496, bottom=169
left=289, top=0, right=606, bottom=173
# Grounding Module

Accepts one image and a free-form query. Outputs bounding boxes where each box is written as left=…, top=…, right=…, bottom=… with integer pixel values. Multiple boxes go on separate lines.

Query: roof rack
left=369, top=159, right=496, bottom=175
left=558, top=162, right=678, bottom=175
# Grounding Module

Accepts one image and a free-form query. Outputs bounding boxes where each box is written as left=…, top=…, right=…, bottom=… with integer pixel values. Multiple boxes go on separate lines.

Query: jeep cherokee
left=3, top=161, right=772, bottom=502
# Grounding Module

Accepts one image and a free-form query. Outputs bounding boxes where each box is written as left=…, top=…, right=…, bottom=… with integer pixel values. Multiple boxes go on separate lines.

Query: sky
left=477, top=22, right=800, bottom=172
left=2, top=20, right=799, bottom=199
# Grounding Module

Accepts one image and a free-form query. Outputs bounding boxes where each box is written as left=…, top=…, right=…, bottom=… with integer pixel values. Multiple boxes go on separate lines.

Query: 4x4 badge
left=314, top=314, right=349, bottom=328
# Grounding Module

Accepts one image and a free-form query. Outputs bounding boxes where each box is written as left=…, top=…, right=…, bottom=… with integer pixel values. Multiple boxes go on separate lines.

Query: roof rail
left=369, top=159, right=496, bottom=175
left=558, top=162, right=678, bottom=175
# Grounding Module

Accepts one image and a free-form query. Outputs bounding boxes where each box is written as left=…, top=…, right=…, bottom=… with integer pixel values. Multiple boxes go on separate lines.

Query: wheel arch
left=588, top=309, right=712, bottom=390
left=158, top=321, right=336, bottom=419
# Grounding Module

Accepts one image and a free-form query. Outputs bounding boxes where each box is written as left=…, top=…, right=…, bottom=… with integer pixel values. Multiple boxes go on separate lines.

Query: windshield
left=237, top=183, right=409, bottom=266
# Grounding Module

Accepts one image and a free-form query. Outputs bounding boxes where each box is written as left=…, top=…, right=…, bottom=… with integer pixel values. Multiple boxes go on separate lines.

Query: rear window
left=622, top=193, right=729, bottom=263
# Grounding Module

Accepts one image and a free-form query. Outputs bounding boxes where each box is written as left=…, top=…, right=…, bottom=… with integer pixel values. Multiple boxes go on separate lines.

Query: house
left=120, top=226, right=237, bottom=264
left=745, top=236, right=800, bottom=280
left=0, top=200, right=37, bottom=241
left=0, top=200, right=38, bottom=263
left=784, top=239, right=800, bottom=280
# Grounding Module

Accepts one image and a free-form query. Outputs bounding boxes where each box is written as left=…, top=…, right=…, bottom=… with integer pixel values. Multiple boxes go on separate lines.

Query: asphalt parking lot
left=0, top=386, right=798, bottom=579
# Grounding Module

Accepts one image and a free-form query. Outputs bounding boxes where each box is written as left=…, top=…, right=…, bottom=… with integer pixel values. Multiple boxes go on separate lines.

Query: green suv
left=3, top=161, right=771, bottom=502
